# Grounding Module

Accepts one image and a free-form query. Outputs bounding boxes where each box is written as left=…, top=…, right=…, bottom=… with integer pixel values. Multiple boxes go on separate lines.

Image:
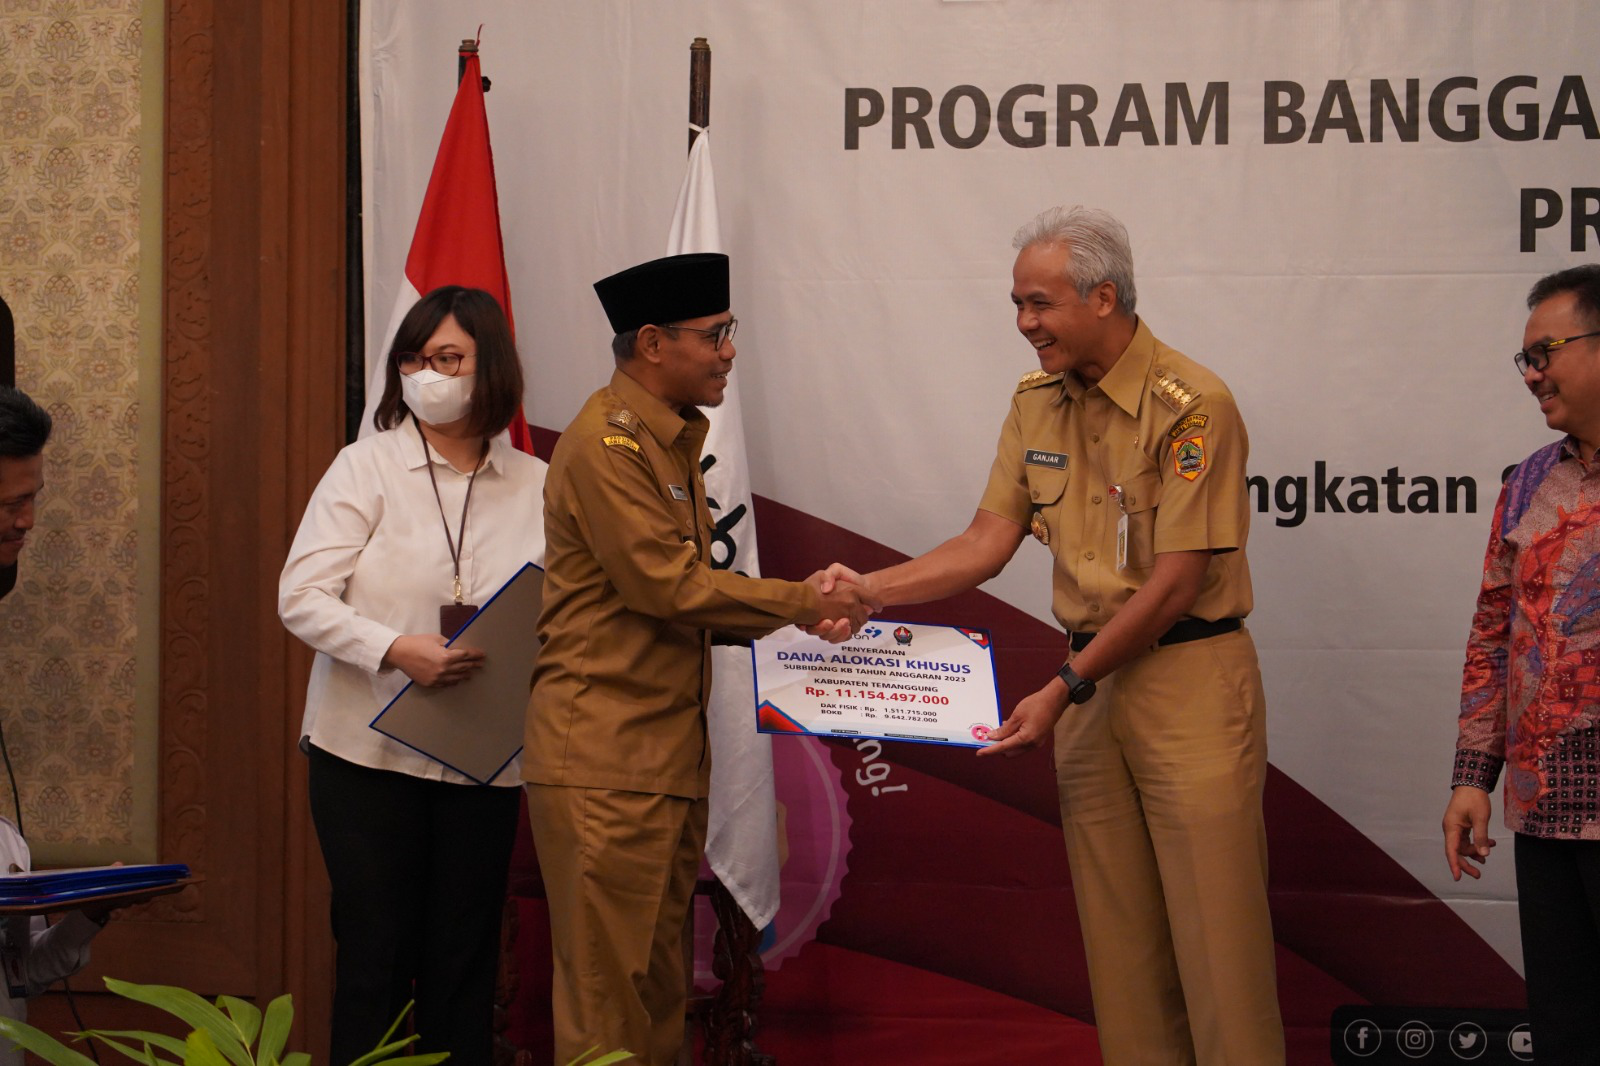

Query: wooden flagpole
left=686, top=36, right=777, bottom=1066
left=689, top=37, right=711, bottom=153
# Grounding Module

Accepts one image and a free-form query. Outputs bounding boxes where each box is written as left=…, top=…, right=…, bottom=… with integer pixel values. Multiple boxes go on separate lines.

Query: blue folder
left=0, top=862, right=190, bottom=905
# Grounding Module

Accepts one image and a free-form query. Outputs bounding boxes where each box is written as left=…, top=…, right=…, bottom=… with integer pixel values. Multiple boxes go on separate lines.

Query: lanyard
left=415, top=417, right=487, bottom=604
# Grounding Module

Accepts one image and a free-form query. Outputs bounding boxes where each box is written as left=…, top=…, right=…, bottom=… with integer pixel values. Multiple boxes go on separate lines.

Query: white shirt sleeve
left=12, top=912, right=98, bottom=996
left=278, top=446, right=405, bottom=675
left=0, top=821, right=98, bottom=1002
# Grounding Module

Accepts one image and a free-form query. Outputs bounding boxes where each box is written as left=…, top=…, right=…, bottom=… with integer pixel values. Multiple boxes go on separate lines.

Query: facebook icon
left=1343, top=1018, right=1381, bottom=1057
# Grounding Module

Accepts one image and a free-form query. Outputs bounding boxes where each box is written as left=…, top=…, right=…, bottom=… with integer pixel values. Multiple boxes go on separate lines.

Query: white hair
left=1012, top=205, right=1137, bottom=315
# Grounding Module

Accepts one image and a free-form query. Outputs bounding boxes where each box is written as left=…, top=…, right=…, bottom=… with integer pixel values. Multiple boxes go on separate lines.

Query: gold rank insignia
left=1016, top=370, right=1062, bottom=392
left=602, top=434, right=641, bottom=453
left=605, top=408, right=639, bottom=433
left=1151, top=367, right=1199, bottom=413
left=1030, top=509, right=1050, bottom=545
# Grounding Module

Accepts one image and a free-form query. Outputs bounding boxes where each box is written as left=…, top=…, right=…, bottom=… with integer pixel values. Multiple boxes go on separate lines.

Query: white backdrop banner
left=361, top=2, right=1598, bottom=1059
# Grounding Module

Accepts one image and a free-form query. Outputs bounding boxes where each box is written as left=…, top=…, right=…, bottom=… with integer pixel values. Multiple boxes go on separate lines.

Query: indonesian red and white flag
left=668, top=126, right=781, bottom=929
left=359, top=44, right=532, bottom=454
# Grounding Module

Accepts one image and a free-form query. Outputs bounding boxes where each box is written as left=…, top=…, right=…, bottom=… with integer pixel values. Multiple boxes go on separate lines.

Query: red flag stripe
left=403, top=49, right=532, bottom=455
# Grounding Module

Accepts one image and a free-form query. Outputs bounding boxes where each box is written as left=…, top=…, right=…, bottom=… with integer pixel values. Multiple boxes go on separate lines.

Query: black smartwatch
left=1056, top=665, right=1097, bottom=705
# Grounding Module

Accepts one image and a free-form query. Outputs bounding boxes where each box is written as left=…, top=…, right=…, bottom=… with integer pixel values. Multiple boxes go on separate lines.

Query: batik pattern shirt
left=1454, top=437, right=1600, bottom=840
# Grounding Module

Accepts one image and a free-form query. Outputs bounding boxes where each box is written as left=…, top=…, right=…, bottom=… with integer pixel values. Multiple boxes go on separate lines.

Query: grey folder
left=370, top=561, right=543, bottom=784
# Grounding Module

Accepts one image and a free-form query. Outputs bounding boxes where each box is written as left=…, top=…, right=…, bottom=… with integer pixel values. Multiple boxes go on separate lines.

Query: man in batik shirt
left=1446, top=263, right=1600, bottom=1062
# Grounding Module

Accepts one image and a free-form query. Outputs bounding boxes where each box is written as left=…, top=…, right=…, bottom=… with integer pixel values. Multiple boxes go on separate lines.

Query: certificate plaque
left=752, top=620, right=1001, bottom=747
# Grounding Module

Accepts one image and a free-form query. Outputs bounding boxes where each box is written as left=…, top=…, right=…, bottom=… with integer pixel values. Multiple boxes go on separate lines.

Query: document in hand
left=370, top=561, right=544, bottom=783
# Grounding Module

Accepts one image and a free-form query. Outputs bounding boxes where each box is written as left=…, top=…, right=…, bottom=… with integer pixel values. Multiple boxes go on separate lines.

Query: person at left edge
left=278, top=287, right=546, bottom=1066
left=524, top=252, right=875, bottom=1066
left=0, top=386, right=113, bottom=1066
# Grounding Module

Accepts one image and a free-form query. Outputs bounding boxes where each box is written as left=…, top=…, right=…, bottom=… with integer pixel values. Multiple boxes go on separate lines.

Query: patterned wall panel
left=0, top=0, right=144, bottom=847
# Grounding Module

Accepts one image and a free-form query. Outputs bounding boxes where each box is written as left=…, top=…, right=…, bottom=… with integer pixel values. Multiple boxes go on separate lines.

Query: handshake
left=801, top=563, right=881, bottom=644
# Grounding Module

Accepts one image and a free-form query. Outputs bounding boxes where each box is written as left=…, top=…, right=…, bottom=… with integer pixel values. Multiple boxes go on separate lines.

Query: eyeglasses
left=396, top=351, right=469, bottom=376
left=667, top=317, right=738, bottom=351
left=1513, top=331, right=1600, bottom=375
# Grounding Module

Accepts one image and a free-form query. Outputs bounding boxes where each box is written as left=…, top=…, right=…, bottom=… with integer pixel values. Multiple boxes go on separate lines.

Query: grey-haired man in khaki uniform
left=820, top=207, right=1283, bottom=1064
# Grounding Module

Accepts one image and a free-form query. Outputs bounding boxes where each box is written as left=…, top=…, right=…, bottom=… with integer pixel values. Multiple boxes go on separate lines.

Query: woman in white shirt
left=279, top=286, right=546, bottom=1066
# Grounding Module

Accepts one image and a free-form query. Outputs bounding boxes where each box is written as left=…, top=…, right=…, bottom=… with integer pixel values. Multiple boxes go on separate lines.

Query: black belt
left=1068, top=616, right=1241, bottom=653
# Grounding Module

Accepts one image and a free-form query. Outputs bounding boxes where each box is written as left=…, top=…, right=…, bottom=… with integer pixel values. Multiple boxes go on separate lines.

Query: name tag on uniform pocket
left=669, top=484, right=689, bottom=501
left=1024, top=449, right=1068, bottom=469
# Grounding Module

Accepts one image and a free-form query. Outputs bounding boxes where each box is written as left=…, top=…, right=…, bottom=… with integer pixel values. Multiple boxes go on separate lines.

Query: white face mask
left=401, top=368, right=475, bottom=426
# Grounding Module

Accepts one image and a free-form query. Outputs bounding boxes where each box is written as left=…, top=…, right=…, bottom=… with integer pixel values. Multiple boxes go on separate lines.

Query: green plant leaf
left=281, top=1053, right=310, bottom=1066
left=345, top=1036, right=420, bottom=1066
left=0, top=1017, right=100, bottom=1066
left=370, top=1002, right=413, bottom=1055
left=81, top=1028, right=188, bottom=1063
left=369, top=1056, right=449, bottom=1066
left=103, top=979, right=253, bottom=1066
left=80, top=1033, right=181, bottom=1066
left=185, top=1029, right=232, bottom=1066
left=564, top=1049, right=635, bottom=1065
left=217, top=997, right=262, bottom=1046
left=256, top=995, right=293, bottom=1066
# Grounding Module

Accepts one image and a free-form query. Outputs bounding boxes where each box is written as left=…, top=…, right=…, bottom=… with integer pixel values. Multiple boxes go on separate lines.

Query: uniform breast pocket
left=662, top=489, right=697, bottom=544
left=1024, top=464, right=1070, bottom=546
left=1118, top=471, right=1163, bottom=570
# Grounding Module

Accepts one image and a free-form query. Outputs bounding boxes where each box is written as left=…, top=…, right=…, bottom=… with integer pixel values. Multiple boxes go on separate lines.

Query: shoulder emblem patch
left=1168, top=412, right=1209, bottom=439
left=605, top=408, right=639, bottom=433
left=1151, top=367, right=1199, bottom=414
left=602, top=434, right=641, bottom=453
left=1016, top=369, right=1061, bottom=393
left=1172, top=435, right=1206, bottom=481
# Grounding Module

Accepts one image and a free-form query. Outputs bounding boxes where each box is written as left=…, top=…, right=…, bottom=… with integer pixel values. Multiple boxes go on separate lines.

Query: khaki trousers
left=1054, top=627, right=1284, bottom=1066
left=525, top=784, right=708, bottom=1066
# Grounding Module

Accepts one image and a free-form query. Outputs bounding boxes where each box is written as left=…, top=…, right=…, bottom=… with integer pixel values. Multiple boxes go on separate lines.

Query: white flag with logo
left=668, top=126, right=779, bottom=929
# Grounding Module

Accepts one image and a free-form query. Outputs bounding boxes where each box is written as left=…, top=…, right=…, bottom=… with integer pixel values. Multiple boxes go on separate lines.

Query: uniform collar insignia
left=1016, top=369, right=1062, bottom=392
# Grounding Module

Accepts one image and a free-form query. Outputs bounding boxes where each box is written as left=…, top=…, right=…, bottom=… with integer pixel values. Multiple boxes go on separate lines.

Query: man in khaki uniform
left=819, top=207, right=1283, bottom=1064
left=524, top=252, right=871, bottom=1066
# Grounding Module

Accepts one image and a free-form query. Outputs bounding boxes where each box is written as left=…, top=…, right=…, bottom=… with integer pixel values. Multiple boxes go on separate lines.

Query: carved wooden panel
left=34, top=0, right=344, bottom=1055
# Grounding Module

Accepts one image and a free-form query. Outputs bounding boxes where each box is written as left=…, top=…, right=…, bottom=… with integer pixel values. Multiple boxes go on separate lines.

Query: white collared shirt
left=279, top=423, right=547, bottom=785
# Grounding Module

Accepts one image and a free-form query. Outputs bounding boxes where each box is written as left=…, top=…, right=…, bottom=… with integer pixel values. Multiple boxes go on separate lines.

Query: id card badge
left=1110, top=484, right=1128, bottom=570
left=440, top=602, right=479, bottom=639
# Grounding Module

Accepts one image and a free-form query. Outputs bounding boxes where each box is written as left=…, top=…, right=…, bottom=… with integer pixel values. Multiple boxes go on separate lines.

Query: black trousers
left=1515, top=832, right=1600, bottom=1066
left=307, top=746, right=522, bottom=1066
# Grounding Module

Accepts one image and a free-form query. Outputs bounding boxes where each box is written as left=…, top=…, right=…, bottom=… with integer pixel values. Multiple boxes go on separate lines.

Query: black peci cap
left=593, top=252, right=730, bottom=334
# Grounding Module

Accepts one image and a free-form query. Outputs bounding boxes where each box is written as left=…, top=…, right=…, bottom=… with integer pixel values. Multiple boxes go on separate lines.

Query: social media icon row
left=1342, top=1019, right=1532, bottom=1060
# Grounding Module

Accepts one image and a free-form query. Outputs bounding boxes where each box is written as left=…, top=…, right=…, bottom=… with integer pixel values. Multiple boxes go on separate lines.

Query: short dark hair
left=0, top=386, right=52, bottom=459
left=373, top=286, right=524, bottom=437
left=611, top=327, right=640, bottom=363
left=1527, top=264, right=1600, bottom=329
